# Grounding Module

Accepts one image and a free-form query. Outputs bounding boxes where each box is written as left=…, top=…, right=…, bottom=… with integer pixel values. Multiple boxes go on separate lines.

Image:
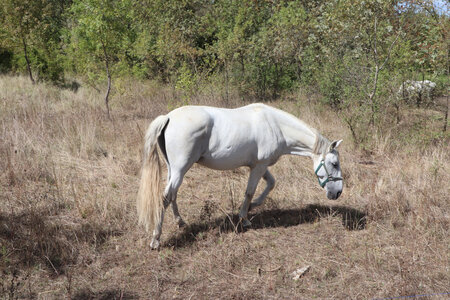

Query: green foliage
left=175, top=62, right=197, bottom=102
left=0, top=0, right=448, bottom=143
left=295, top=0, right=449, bottom=146
left=0, top=0, right=68, bottom=83
left=69, top=0, right=136, bottom=81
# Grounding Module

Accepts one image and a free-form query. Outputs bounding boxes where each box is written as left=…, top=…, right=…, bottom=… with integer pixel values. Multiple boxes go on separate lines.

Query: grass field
left=0, top=75, right=449, bottom=299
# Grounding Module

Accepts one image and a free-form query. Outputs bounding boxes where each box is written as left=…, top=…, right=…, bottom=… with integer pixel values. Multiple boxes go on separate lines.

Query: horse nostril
left=337, top=191, right=342, bottom=198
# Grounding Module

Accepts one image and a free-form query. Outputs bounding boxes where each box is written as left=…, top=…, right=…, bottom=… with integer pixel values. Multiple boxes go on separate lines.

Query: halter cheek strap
left=314, top=160, right=343, bottom=188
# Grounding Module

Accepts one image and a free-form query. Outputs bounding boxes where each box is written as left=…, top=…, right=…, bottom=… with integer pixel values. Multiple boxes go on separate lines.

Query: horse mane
left=312, top=131, right=331, bottom=155
left=267, top=105, right=330, bottom=155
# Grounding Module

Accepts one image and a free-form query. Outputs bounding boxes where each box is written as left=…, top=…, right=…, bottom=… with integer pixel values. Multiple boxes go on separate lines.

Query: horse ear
left=329, top=139, right=343, bottom=151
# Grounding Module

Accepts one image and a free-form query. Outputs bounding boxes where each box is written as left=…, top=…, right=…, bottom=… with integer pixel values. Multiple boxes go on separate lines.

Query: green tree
left=302, top=0, right=408, bottom=145
left=1, top=0, right=44, bottom=83
left=70, top=0, right=136, bottom=119
left=0, top=0, right=68, bottom=83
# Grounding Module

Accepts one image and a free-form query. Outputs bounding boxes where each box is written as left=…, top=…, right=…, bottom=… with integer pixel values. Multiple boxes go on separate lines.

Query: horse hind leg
left=171, top=197, right=186, bottom=228
left=150, top=170, right=185, bottom=249
left=164, top=166, right=185, bottom=227
left=249, top=170, right=275, bottom=211
left=150, top=196, right=170, bottom=250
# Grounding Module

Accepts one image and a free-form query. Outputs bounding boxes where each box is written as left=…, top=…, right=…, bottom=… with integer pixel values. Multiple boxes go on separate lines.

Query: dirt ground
left=1, top=76, right=449, bottom=299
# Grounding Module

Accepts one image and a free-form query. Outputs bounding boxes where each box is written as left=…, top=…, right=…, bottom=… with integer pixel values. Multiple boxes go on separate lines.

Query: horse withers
left=137, top=103, right=343, bottom=249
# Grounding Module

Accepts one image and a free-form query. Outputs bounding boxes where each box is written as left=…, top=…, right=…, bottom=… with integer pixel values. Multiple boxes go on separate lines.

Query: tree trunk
left=444, top=94, right=449, bottom=133
left=417, top=72, right=425, bottom=108
left=344, top=116, right=360, bottom=146
left=369, top=65, right=379, bottom=126
left=22, top=37, right=35, bottom=84
left=224, top=59, right=229, bottom=105
left=368, top=16, right=400, bottom=126
left=273, top=63, right=280, bottom=100
left=101, top=41, right=111, bottom=120
left=104, top=61, right=111, bottom=120
left=447, top=46, right=449, bottom=76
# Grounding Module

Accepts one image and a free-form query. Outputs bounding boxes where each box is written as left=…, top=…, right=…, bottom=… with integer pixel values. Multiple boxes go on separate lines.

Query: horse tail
left=137, top=115, right=169, bottom=232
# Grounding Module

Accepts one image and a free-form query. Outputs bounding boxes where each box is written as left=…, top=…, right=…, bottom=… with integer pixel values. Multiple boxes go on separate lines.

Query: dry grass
left=0, top=75, right=449, bottom=299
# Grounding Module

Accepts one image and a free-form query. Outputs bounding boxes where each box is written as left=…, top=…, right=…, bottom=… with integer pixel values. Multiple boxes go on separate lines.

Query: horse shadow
left=0, top=208, right=122, bottom=275
left=164, top=204, right=367, bottom=249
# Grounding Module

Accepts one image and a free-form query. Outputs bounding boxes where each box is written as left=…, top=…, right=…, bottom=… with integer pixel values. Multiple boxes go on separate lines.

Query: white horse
left=137, top=103, right=343, bottom=249
left=398, top=80, right=436, bottom=106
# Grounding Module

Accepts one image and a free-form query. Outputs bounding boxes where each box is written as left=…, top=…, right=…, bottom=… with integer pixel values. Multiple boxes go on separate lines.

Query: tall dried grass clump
left=0, top=75, right=143, bottom=276
left=370, top=147, right=449, bottom=231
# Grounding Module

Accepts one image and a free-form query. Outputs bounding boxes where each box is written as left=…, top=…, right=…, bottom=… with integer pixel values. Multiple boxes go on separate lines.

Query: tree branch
left=380, top=29, right=401, bottom=71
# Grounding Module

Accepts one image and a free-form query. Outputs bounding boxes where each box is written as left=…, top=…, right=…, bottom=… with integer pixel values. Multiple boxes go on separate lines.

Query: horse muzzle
left=327, top=190, right=342, bottom=200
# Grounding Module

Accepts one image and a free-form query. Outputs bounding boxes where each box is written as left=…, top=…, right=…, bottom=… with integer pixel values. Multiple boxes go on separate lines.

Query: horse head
left=313, top=139, right=343, bottom=200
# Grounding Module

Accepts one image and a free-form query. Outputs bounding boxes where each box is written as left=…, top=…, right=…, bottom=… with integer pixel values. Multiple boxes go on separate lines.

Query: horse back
left=164, top=104, right=285, bottom=169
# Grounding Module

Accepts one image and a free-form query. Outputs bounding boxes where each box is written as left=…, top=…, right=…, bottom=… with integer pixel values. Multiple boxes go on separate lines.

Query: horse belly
left=197, top=146, right=255, bottom=170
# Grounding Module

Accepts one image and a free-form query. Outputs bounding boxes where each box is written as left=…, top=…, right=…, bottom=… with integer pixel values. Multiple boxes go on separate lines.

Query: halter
left=314, top=160, right=343, bottom=188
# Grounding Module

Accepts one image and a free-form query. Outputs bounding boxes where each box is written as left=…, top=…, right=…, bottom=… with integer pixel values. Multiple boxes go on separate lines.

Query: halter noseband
left=314, top=160, right=343, bottom=188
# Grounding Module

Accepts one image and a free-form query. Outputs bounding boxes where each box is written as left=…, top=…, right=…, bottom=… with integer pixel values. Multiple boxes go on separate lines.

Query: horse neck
left=274, top=109, right=330, bottom=157
left=312, top=133, right=331, bottom=157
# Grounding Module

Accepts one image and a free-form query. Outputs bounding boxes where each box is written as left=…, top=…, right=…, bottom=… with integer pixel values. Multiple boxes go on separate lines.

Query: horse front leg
left=239, top=165, right=267, bottom=227
left=249, top=170, right=275, bottom=211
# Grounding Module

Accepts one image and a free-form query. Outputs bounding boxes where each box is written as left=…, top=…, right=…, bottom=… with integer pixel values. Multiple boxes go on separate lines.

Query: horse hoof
left=241, top=219, right=252, bottom=227
left=177, top=220, right=186, bottom=228
left=150, top=239, right=160, bottom=250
